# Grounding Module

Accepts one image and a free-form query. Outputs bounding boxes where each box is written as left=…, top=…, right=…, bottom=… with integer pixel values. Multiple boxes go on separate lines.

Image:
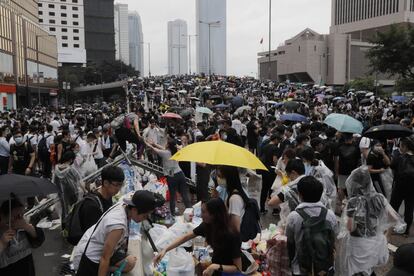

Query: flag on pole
left=260, top=38, right=263, bottom=44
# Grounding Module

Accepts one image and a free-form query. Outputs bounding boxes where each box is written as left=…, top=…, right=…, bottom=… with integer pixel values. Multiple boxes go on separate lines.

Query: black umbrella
left=363, top=124, right=413, bottom=140
left=0, top=174, right=58, bottom=202
left=359, top=98, right=372, bottom=105
left=284, top=101, right=300, bottom=110
left=231, top=96, right=244, bottom=107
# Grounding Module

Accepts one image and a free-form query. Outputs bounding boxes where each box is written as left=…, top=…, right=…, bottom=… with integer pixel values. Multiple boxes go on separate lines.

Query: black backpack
left=62, top=194, right=103, bottom=245
left=38, top=134, right=52, bottom=161
left=296, top=207, right=335, bottom=275
left=231, top=191, right=261, bottom=242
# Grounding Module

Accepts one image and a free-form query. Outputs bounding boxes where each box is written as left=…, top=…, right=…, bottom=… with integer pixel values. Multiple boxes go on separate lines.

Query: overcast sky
left=119, top=0, right=331, bottom=77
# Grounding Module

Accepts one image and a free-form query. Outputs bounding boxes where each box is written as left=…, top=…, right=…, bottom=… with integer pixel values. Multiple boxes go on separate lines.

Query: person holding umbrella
left=0, top=194, right=45, bottom=276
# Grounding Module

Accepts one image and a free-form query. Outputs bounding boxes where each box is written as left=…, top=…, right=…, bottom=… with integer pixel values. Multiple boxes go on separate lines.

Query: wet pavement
left=30, top=180, right=413, bottom=276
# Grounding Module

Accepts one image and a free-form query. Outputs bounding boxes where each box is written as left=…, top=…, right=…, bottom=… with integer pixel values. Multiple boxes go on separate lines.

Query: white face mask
left=217, top=176, right=227, bottom=187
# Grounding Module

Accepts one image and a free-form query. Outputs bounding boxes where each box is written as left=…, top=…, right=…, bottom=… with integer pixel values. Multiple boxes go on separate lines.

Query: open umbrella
left=190, top=97, right=201, bottom=101
left=324, top=113, right=364, bottom=134
left=364, top=124, right=413, bottom=140
left=234, top=105, right=251, bottom=115
left=161, top=112, right=182, bottom=120
left=170, top=140, right=267, bottom=170
left=180, top=108, right=194, bottom=117
left=280, top=113, right=309, bottom=122
left=196, top=107, right=213, bottom=115
left=266, top=100, right=278, bottom=105
left=283, top=101, right=300, bottom=110
left=365, top=92, right=374, bottom=97
left=231, top=96, right=244, bottom=107
left=0, top=174, right=58, bottom=202
left=392, top=95, right=408, bottom=103
left=359, top=98, right=372, bottom=105
left=333, top=96, right=346, bottom=102
left=213, top=103, right=229, bottom=109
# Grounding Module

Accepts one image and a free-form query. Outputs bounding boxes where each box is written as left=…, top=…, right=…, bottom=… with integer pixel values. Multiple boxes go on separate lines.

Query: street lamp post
left=268, top=0, right=272, bottom=80
left=141, top=42, right=151, bottom=77
left=183, top=34, right=197, bottom=75
left=94, top=71, right=103, bottom=102
left=199, top=20, right=220, bottom=82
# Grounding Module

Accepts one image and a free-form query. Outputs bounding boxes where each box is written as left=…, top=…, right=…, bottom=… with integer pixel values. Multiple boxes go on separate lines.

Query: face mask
left=221, top=134, right=227, bottom=140
left=305, top=141, right=311, bottom=147
left=14, top=137, right=23, bottom=144
left=217, top=176, right=227, bottom=187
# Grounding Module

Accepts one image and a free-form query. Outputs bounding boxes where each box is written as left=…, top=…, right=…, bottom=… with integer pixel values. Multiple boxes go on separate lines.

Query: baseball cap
left=123, top=190, right=165, bottom=214
left=387, top=243, right=414, bottom=276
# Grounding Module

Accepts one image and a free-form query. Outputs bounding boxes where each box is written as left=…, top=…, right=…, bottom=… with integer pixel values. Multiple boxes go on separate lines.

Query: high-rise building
left=0, top=0, right=58, bottom=109
left=257, top=0, right=414, bottom=86
left=114, top=3, right=129, bottom=65
left=84, top=0, right=115, bottom=63
left=38, top=0, right=86, bottom=66
left=168, top=19, right=188, bottom=75
left=128, top=11, right=144, bottom=75
left=196, top=0, right=226, bottom=75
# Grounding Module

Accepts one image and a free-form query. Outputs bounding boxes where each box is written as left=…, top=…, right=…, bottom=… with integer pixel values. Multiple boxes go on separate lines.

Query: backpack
left=231, top=191, right=261, bottom=242
left=38, top=134, right=52, bottom=161
left=110, top=114, right=126, bottom=130
left=296, top=207, right=335, bottom=275
left=62, top=194, right=103, bottom=245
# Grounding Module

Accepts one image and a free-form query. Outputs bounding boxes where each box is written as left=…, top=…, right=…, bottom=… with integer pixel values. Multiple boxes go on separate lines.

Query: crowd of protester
left=0, top=74, right=414, bottom=275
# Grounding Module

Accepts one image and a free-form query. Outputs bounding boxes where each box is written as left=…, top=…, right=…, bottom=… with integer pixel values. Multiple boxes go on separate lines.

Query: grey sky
left=120, top=0, right=331, bottom=77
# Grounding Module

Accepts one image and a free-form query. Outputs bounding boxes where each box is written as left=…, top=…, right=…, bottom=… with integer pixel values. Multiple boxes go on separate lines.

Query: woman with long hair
left=217, top=166, right=249, bottom=233
left=154, top=198, right=242, bottom=276
left=146, top=137, right=191, bottom=214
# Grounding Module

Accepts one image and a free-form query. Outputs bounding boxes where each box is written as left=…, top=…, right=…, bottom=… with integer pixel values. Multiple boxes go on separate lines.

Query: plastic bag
left=169, top=222, right=194, bottom=247
left=148, top=224, right=168, bottom=244
left=81, top=155, right=97, bottom=177
left=380, top=168, right=393, bottom=200
left=166, top=248, right=195, bottom=276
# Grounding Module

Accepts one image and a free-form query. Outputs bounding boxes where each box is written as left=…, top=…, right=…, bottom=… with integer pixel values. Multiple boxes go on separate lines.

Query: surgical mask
left=14, top=137, right=23, bottom=144
left=217, top=176, right=227, bottom=187
left=304, top=163, right=312, bottom=176
left=221, top=134, right=227, bottom=140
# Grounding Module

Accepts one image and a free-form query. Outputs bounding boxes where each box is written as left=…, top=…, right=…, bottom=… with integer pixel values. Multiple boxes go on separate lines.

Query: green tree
left=367, top=24, right=414, bottom=79
left=348, top=76, right=376, bottom=91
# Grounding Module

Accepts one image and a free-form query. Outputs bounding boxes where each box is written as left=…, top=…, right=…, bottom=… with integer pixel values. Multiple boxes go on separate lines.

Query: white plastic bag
left=169, top=222, right=194, bottom=248
left=166, top=248, right=195, bottom=276
left=148, top=224, right=168, bottom=244
left=380, top=168, right=393, bottom=200
left=81, top=154, right=97, bottom=177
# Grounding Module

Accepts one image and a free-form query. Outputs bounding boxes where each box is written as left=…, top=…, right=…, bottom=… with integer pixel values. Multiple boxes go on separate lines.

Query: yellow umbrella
left=170, top=140, right=268, bottom=171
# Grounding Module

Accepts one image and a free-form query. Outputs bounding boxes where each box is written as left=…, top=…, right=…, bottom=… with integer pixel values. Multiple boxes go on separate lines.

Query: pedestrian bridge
left=72, top=80, right=127, bottom=93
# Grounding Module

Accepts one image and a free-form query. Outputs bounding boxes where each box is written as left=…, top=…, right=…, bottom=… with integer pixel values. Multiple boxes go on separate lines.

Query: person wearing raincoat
left=300, top=147, right=337, bottom=211
left=336, top=166, right=403, bottom=276
left=52, top=151, right=84, bottom=221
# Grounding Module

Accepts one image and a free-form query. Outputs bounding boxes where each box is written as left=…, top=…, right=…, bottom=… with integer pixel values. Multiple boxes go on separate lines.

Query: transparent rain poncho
left=308, top=160, right=337, bottom=211
left=52, top=164, right=83, bottom=220
left=336, top=166, right=404, bottom=276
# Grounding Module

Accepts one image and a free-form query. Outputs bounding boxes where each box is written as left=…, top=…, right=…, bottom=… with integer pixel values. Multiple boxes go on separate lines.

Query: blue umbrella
left=196, top=107, right=213, bottom=115
left=214, top=103, right=229, bottom=109
left=280, top=113, right=309, bottom=122
left=324, top=113, right=364, bottom=134
left=231, top=96, right=244, bottom=107
left=392, top=95, right=407, bottom=103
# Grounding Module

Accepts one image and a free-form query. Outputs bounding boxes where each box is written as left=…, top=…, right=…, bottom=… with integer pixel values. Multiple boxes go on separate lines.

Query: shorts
left=338, top=174, right=349, bottom=190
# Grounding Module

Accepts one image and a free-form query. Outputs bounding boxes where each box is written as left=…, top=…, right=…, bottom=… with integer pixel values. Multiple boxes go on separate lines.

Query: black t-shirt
left=79, top=192, right=113, bottom=233
left=193, top=222, right=241, bottom=275
left=260, top=143, right=280, bottom=169
left=391, top=153, right=414, bottom=192
left=10, top=142, right=34, bottom=174
left=366, top=149, right=386, bottom=181
left=335, top=143, right=360, bottom=175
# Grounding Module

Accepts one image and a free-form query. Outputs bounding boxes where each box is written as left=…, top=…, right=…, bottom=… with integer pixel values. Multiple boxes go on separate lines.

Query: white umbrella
left=178, top=90, right=187, bottom=94
left=234, top=105, right=251, bottom=115
left=266, top=100, right=278, bottom=105
left=196, top=107, right=213, bottom=115
left=365, top=92, right=374, bottom=97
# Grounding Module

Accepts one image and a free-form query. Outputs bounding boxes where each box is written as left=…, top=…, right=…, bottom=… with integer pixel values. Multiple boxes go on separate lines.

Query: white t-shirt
left=228, top=193, right=245, bottom=219
left=73, top=204, right=128, bottom=268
